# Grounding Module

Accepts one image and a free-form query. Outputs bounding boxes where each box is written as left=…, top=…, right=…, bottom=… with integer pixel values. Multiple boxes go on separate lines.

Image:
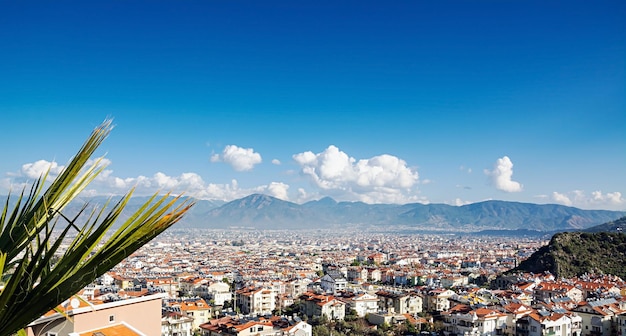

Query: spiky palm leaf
left=0, top=120, right=194, bottom=336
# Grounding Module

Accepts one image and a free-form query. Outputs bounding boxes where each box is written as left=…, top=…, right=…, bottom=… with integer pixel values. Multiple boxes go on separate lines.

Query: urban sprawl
left=29, top=229, right=626, bottom=336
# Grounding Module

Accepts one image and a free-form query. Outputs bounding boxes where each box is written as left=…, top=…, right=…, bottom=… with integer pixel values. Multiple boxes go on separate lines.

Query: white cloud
left=271, top=159, right=281, bottom=165
left=459, top=165, right=472, bottom=174
left=96, top=168, right=291, bottom=202
left=0, top=178, right=29, bottom=193
left=550, top=190, right=625, bottom=210
left=21, top=160, right=65, bottom=179
left=263, top=182, right=289, bottom=200
left=296, top=188, right=311, bottom=203
left=210, top=145, right=262, bottom=171
left=591, top=191, right=623, bottom=205
left=453, top=198, right=471, bottom=206
left=2, top=158, right=291, bottom=203
left=293, top=145, right=419, bottom=203
left=551, top=192, right=572, bottom=206
left=484, top=156, right=523, bottom=193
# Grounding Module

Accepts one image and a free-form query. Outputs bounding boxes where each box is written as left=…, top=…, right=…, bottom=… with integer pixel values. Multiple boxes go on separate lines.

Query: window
left=109, top=315, right=115, bottom=323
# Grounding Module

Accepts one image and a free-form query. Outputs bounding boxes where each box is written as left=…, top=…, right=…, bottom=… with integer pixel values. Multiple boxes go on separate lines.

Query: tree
left=0, top=120, right=194, bottom=335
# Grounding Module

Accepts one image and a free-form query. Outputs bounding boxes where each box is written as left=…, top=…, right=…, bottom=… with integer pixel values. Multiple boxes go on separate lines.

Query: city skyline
left=1, top=1, right=624, bottom=210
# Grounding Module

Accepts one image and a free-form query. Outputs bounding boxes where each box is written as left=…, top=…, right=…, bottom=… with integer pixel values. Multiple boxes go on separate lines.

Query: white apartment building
left=207, top=281, right=232, bottom=306
left=320, top=271, right=347, bottom=294
left=236, top=287, right=276, bottom=316
left=343, top=293, right=379, bottom=318
left=442, top=306, right=507, bottom=336
left=516, top=311, right=582, bottom=336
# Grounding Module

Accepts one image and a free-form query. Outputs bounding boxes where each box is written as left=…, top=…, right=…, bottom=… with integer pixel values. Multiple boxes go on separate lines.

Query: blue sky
left=1, top=1, right=624, bottom=210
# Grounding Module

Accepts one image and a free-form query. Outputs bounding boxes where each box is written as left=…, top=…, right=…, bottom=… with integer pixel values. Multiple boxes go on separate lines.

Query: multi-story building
left=320, top=270, right=347, bottom=294
left=207, top=281, right=233, bottom=306
left=424, top=289, right=456, bottom=312
left=440, top=275, right=469, bottom=288
left=501, top=302, right=533, bottom=335
left=199, top=315, right=312, bottom=336
left=346, top=266, right=369, bottom=283
left=341, top=292, right=379, bottom=318
left=299, top=292, right=346, bottom=321
left=162, top=311, right=194, bottom=336
left=515, top=311, right=582, bottom=336
left=572, top=298, right=625, bottom=336
left=369, top=269, right=382, bottom=283
left=236, top=287, right=276, bottom=316
left=177, top=298, right=212, bottom=332
left=534, top=282, right=584, bottom=304
left=27, top=293, right=165, bottom=336
left=617, top=313, right=626, bottom=336
left=442, top=304, right=507, bottom=336
left=376, top=290, right=423, bottom=315
left=285, top=278, right=311, bottom=299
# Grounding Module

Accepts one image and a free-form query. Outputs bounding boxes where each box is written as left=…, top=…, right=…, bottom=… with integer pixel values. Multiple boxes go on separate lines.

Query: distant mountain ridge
left=197, top=194, right=624, bottom=232
left=583, top=216, right=626, bottom=233
left=3, top=193, right=624, bottom=232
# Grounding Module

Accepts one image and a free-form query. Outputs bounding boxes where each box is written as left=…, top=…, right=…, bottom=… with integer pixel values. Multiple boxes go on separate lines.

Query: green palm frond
left=0, top=119, right=194, bottom=336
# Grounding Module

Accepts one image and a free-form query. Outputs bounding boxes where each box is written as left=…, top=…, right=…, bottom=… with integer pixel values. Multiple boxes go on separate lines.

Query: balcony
left=456, top=324, right=478, bottom=334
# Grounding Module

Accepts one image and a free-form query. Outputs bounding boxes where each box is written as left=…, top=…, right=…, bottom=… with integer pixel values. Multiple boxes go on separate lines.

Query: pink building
left=27, top=293, right=165, bottom=336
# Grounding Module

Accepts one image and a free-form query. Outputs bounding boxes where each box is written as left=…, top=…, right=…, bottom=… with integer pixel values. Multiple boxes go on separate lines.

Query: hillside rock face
left=511, top=230, right=626, bottom=279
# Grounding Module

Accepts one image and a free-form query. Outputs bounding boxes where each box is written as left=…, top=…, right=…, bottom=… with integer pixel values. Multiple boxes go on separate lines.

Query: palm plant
left=0, top=120, right=194, bottom=336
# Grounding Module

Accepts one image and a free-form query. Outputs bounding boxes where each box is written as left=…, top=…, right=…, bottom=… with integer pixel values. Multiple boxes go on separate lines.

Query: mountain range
left=4, top=193, right=624, bottom=232
left=178, top=194, right=624, bottom=232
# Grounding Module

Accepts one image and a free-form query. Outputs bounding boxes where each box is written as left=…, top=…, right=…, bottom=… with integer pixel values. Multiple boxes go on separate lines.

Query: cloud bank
left=551, top=190, right=624, bottom=210
left=2, top=155, right=624, bottom=211
left=293, top=145, right=420, bottom=203
left=20, top=160, right=65, bottom=179
left=484, top=156, right=523, bottom=193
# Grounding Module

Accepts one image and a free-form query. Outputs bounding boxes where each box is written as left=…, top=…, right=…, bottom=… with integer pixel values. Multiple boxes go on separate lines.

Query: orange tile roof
left=473, top=307, right=505, bottom=318
left=77, top=323, right=141, bottom=336
left=233, top=320, right=273, bottom=332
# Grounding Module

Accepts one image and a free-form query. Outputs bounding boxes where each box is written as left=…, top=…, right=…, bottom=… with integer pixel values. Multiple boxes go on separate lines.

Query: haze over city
left=1, top=1, right=624, bottom=210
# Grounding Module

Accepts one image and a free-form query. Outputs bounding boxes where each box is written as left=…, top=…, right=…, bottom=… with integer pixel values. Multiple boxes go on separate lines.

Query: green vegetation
left=0, top=120, right=193, bottom=336
left=510, top=230, right=626, bottom=278
left=311, top=318, right=382, bottom=336
left=584, top=216, right=626, bottom=233
left=307, top=312, right=430, bottom=336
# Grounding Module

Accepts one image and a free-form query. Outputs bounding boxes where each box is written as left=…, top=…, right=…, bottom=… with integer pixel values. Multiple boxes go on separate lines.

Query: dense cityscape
left=24, top=228, right=626, bottom=336
left=2, top=2, right=625, bottom=336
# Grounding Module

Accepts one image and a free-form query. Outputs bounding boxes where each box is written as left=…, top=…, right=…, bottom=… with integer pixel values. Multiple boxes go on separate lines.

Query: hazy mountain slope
left=584, top=216, right=626, bottom=233
left=203, top=194, right=319, bottom=229
left=200, top=194, right=624, bottom=231
left=2, top=193, right=624, bottom=231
